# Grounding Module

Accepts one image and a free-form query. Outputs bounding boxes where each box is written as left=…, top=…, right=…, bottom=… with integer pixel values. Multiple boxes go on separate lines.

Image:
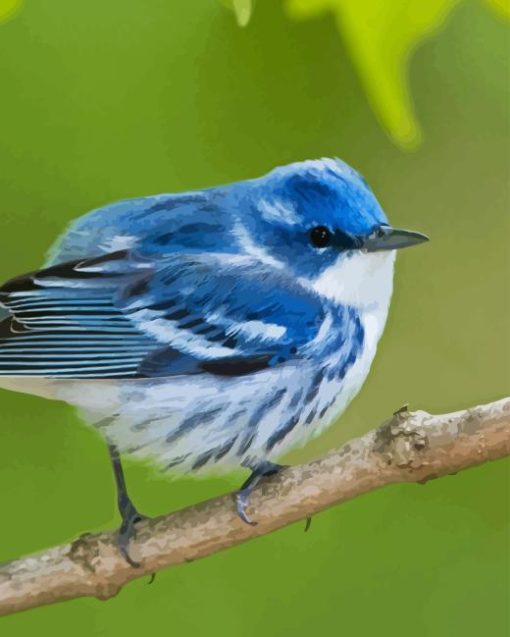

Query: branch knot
left=68, top=533, right=100, bottom=574
left=374, top=409, right=429, bottom=470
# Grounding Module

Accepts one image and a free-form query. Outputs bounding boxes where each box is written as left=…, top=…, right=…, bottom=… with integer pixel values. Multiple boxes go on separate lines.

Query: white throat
left=311, top=250, right=396, bottom=347
left=313, top=250, right=395, bottom=308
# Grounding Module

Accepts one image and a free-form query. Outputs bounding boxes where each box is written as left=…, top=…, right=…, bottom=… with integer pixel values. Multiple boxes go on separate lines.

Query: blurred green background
left=0, top=0, right=508, bottom=635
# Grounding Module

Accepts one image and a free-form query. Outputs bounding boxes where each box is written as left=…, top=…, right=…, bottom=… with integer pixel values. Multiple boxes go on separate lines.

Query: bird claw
left=235, top=461, right=285, bottom=526
left=117, top=503, right=148, bottom=568
left=235, top=490, right=258, bottom=526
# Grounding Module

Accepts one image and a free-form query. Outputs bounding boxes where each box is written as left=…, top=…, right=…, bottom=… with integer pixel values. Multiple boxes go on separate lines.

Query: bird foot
left=235, top=490, right=258, bottom=526
left=117, top=501, right=149, bottom=568
left=235, top=461, right=286, bottom=526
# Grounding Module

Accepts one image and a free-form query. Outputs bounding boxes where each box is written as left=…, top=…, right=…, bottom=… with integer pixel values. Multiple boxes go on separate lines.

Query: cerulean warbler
left=0, top=158, right=428, bottom=563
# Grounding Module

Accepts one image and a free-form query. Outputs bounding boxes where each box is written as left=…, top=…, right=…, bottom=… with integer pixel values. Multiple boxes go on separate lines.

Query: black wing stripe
left=0, top=251, right=131, bottom=295
left=2, top=325, right=141, bottom=334
left=0, top=370, right=138, bottom=378
left=0, top=336, right=149, bottom=343
left=0, top=353, right=144, bottom=360
left=15, top=309, right=118, bottom=317
left=0, top=346, right=150, bottom=353
left=0, top=363, right=137, bottom=372
left=17, top=319, right=129, bottom=326
left=12, top=301, right=116, bottom=310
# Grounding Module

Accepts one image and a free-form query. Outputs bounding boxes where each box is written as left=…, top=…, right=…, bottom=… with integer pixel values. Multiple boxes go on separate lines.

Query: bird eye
left=309, top=226, right=332, bottom=248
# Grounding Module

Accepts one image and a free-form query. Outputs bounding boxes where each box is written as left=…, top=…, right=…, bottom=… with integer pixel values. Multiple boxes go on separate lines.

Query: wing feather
left=0, top=251, right=326, bottom=379
left=116, top=253, right=325, bottom=375
left=0, top=252, right=158, bottom=378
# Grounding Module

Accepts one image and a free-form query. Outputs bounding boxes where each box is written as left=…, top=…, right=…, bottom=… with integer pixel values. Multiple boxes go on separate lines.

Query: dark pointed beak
left=363, top=225, right=429, bottom=252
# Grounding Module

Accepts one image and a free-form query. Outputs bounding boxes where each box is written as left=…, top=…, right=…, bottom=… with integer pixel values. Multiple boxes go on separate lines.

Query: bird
left=0, top=158, right=428, bottom=564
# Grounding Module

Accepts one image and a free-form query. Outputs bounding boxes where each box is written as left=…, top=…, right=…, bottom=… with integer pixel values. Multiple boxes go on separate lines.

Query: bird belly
left=68, top=365, right=325, bottom=473
left=38, top=345, right=373, bottom=474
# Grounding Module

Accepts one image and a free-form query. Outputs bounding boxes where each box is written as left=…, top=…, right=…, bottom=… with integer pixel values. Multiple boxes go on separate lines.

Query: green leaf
left=223, top=0, right=254, bottom=27
left=0, top=0, right=22, bottom=24
left=221, top=0, right=507, bottom=148
left=484, top=0, right=510, bottom=21
left=286, top=0, right=464, bottom=148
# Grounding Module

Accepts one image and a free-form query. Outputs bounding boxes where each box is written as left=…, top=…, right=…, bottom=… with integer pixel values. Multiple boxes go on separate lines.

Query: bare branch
left=1, top=397, right=509, bottom=617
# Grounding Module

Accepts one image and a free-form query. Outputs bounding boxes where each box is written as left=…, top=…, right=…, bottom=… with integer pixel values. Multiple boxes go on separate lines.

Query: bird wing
left=0, top=251, right=159, bottom=378
left=0, top=251, right=325, bottom=379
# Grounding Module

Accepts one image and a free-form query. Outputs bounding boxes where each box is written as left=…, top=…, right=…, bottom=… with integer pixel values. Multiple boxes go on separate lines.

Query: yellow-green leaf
left=286, top=0, right=463, bottom=148
left=484, top=0, right=510, bottom=21
left=223, top=0, right=254, bottom=27
left=0, top=0, right=22, bottom=24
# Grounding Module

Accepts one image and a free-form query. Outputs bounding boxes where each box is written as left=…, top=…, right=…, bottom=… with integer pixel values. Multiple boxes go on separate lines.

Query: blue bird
left=0, top=158, right=427, bottom=563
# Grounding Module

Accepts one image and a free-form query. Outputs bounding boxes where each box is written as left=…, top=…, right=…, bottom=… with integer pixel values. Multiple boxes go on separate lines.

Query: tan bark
left=0, top=397, right=508, bottom=617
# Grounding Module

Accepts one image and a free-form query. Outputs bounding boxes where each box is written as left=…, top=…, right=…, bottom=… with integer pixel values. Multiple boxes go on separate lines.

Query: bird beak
left=363, top=225, right=429, bottom=252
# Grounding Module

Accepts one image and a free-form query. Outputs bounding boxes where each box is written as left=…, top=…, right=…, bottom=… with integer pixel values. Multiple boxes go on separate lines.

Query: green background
left=0, top=1, right=508, bottom=635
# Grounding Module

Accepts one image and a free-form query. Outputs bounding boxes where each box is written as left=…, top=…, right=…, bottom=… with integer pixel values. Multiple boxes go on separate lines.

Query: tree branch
left=1, top=397, right=509, bottom=617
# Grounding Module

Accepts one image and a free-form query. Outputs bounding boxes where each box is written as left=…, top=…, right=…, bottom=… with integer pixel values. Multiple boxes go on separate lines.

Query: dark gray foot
left=117, top=500, right=148, bottom=568
left=236, top=461, right=285, bottom=526
left=108, top=443, right=148, bottom=567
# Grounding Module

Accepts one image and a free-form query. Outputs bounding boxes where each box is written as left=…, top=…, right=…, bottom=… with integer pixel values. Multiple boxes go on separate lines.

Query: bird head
left=233, top=158, right=428, bottom=308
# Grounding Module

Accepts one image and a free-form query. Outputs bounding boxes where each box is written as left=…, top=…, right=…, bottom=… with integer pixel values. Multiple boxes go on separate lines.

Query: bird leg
left=107, top=443, right=148, bottom=567
left=236, top=460, right=285, bottom=525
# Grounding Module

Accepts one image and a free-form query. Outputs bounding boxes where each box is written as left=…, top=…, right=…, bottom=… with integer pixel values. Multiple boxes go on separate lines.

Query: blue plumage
left=0, top=158, right=427, bottom=558
left=0, top=158, right=387, bottom=379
